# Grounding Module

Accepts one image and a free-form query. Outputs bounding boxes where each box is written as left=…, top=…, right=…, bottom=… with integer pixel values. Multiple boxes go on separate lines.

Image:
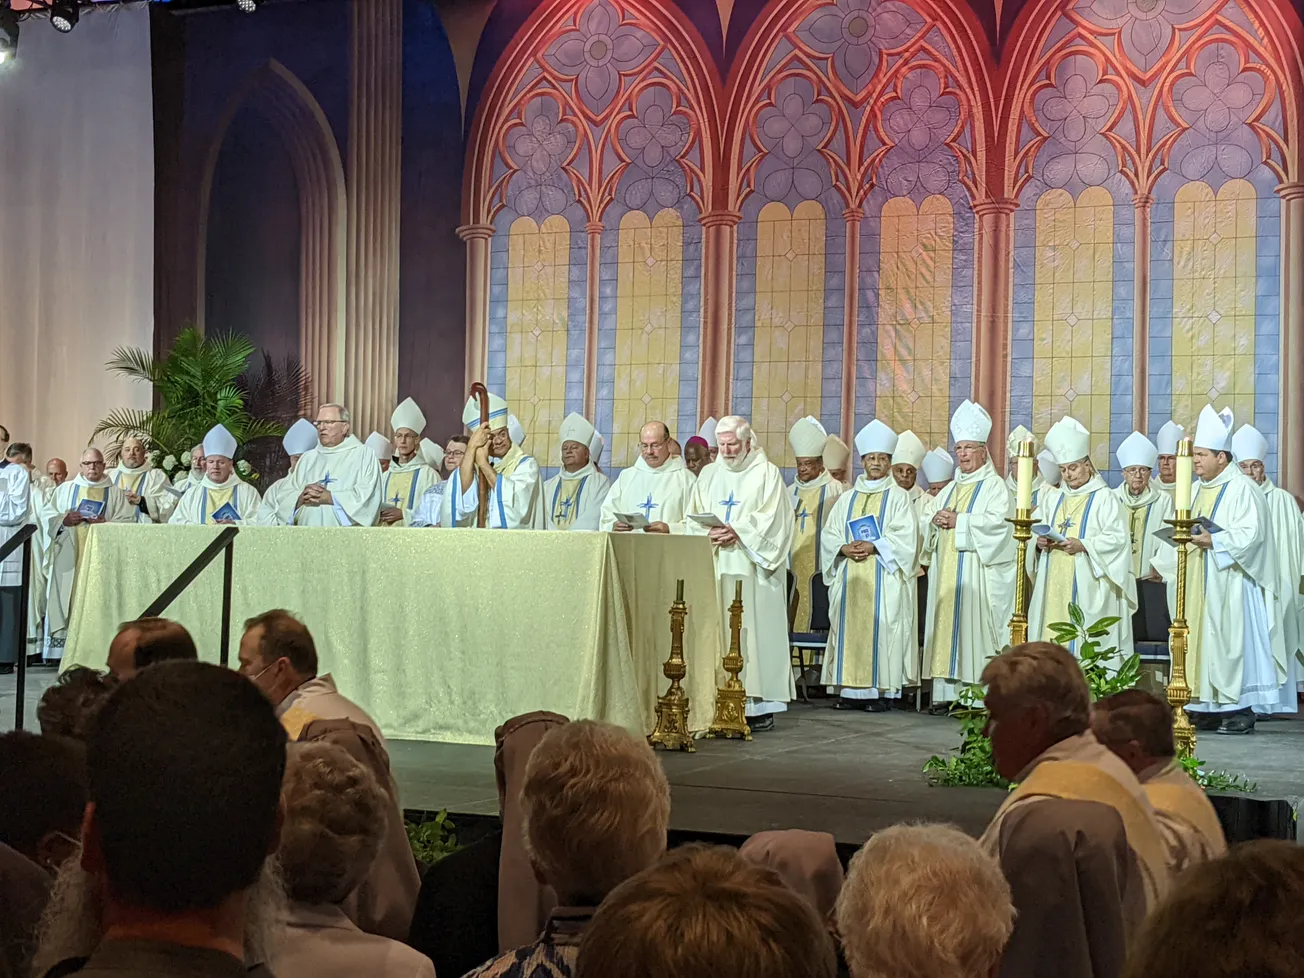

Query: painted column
left=972, top=197, right=1018, bottom=465
left=840, top=207, right=863, bottom=446
left=584, top=221, right=603, bottom=419
left=458, top=223, right=495, bottom=391
left=345, top=0, right=403, bottom=435
left=698, top=210, right=741, bottom=421
left=1132, top=193, right=1153, bottom=434
left=1277, top=182, right=1304, bottom=496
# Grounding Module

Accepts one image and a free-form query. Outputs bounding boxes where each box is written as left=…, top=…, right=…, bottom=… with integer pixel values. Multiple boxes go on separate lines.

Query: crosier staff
left=468, top=383, right=491, bottom=528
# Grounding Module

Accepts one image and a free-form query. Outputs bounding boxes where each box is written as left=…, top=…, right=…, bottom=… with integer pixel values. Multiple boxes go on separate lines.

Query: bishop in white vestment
left=821, top=420, right=920, bottom=707
left=921, top=448, right=954, bottom=498
left=1151, top=406, right=1288, bottom=734
left=823, top=436, right=851, bottom=488
left=891, top=430, right=926, bottom=502
left=276, top=405, right=383, bottom=527
left=443, top=393, right=544, bottom=530
left=543, top=413, right=611, bottom=531
left=684, top=416, right=794, bottom=726
left=1154, top=421, right=1184, bottom=500
left=922, top=401, right=1017, bottom=707
left=109, top=437, right=176, bottom=523
left=378, top=398, right=438, bottom=526
left=1114, top=432, right=1176, bottom=581
left=255, top=420, right=319, bottom=527
left=786, top=416, right=843, bottom=632
left=600, top=421, right=696, bottom=532
left=1027, top=417, right=1136, bottom=658
left=169, top=425, right=262, bottom=525
left=1004, top=426, right=1040, bottom=497
left=39, top=449, right=136, bottom=660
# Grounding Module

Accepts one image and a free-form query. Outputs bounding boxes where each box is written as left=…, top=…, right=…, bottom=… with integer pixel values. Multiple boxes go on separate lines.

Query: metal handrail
left=139, top=526, right=240, bottom=666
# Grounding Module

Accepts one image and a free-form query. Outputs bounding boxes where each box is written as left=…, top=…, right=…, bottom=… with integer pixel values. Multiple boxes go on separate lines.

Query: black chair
left=1133, top=577, right=1172, bottom=665
left=789, top=571, right=831, bottom=701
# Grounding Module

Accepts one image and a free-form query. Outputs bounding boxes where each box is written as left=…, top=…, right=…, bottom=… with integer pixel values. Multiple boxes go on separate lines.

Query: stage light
left=235, top=0, right=260, bottom=12
left=0, top=4, right=17, bottom=64
left=49, top=0, right=77, bottom=33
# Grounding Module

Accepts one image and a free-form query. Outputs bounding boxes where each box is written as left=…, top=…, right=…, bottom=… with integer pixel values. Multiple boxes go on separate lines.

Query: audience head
left=0, top=424, right=7, bottom=445
left=238, top=609, right=318, bottom=706
left=739, top=829, right=843, bottom=924
left=314, top=403, right=352, bottom=448
left=46, top=459, right=69, bottom=485
left=1091, top=689, right=1175, bottom=777
left=6, top=442, right=33, bottom=467
left=521, top=720, right=670, bottom=905
left=78, top=449, right=105, bottom=483
left=444, top=435, right=468, bottom=474
left=277, top=741, right=388, bottom=906
left=638, top=421, right=672, bottom=469
left=38, top=667, right=114, bottom=742
left=836, top=823, right=1013, bottom=978
left=105, top=617, right=198, bottom=681
left=576, top=844, right=837, bottom=978
left=0, top=732, right=87, bottom=872
left=981, top=642, right=1090, bottom=780
left=119, top=437, right=147, bottom=470
left=1122, top=840, right=1304, bottom=978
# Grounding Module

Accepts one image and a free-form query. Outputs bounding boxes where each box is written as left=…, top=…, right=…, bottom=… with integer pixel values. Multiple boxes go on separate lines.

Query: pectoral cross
left=796, top=505, right=811, bottom=532
left=638, top=494, right=659, bottom=520
left=719, top=492, right=739, bottom=522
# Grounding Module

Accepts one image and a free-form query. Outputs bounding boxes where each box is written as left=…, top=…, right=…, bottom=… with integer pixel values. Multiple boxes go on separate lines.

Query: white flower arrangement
left=180, top=451, right=192, bottom=468
left=162, top=455, right=178, bottom=472
left=236, top=460, right=252, bottom=476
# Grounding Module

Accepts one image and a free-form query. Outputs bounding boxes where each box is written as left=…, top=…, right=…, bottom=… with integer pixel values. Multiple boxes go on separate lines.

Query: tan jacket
left=270, top=903, right=434, bottom=978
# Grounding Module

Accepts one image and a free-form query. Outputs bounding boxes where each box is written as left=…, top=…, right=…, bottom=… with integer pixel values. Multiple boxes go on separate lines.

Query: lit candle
left=1015, top=437, right=1035, bottom=513
left=1175, top=438, right=1193, bottom=514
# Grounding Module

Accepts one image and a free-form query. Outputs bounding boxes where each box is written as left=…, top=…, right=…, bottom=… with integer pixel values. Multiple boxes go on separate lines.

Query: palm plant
left=93, top=327, right=288, bottom=462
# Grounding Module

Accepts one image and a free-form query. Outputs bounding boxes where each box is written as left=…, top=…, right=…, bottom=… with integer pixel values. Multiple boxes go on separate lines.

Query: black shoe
left=26, top=653, right=42, bottom=668
left=748, top=713, right=775, bottom=732
left=864, top=699, right=892, bottom=713
left=0, top=664, right=12, bottom=675
left=1216, top=709, right=1256, bottom=735
left=1187, top=710, right=1223, bottom=731
left=833, top=697, right=861, bottom=710
left=928, top=701, right=954, bottom=716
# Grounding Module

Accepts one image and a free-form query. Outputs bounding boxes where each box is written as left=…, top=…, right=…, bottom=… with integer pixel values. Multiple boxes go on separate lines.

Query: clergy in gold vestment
left=980, top=645, right=1169, bottom=978
left=822, top=436, right=851, bottom=489
left=1113, top=432, right=1175, bottom=581
left=786, top=416, right=843, bottom=632
left=820, top=420, right=919, bottom=708
left=600, top=421, right=696, bottom=533
left=168, top=425, right=262, bottom=525
left=1151, top=406, right=1288, bottom=735
left=108, top=436, right=176, bottom=523
left=277, top=404, right=384, bottom=527
left=543, top=413, right=611, bottom=531
left=684, top=416, right=794, bottom=728
left=891, top=430, right=926, bottom=503
left=255, top=419, right=319, bottom=527
left=1028, top=417, right=1136, bottom=658
left=922, top=401, right=1016, bottom=708
left=378, top=398, right=438, bottom=527
left=1154, top=421, right=1184, bottom=500
left=445, top=392, right=545, bottom=530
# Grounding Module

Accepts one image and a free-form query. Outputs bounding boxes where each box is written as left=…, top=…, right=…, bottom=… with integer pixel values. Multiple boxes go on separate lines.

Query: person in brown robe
left=979, top=643, right=1170, bottom=978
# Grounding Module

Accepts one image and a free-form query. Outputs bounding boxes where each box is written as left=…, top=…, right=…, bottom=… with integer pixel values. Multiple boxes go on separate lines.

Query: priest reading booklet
left=378, top=397, right=439, bottom=527
left=683, top=415, right=794, bottom=729
left=276, top=404, right=384, bottom=527
left=1027, top=416, right=1136, bottom=658
left=1113, top=432, right=1176, bottom=582
left=169, top=425, right=262, bottom=525
left=820, top=419, right=920, bottom=709
left=442, top=392, right=544, bottom=530
left=786, top=416, right=843, bottom=632
left=543, top=412, right=611, bottom=531
left=600, top=421, right=696, bottom=532
left=108, top=436, right=175, bottom=523
left=255, top=419, right=319, bottom=527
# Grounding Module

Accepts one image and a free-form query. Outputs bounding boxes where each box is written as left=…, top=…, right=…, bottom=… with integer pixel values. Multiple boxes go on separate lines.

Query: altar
left=61, top=525, right=726, bottom=745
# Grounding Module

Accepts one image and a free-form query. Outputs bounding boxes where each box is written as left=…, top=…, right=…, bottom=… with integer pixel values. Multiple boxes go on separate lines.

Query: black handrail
left=1, top=524, right=36, bottom=731
left=139, top=526, right=240, bottom=667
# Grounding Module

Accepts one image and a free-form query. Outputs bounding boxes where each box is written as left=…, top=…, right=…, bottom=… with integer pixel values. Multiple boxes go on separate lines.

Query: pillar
left=840, top=208, right=863, bottom=445
left=972, top=198, right=1018, bottom=465
left=458, top=223, right=495, bottom=391
left=1277, top=182, right=1304, bottom=496
left=698, top=210, right=741, bottom=421
left=345, top=0, right=403, bottom=435
left=1133, top=193, right=1153, bottom=435
left=584, top=221, right=603, bottom=419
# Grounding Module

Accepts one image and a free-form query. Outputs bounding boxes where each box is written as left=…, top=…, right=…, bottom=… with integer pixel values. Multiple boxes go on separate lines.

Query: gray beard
left=33, top=858, right=288, bottom=974
left=722, top=450, right=750, bottom=473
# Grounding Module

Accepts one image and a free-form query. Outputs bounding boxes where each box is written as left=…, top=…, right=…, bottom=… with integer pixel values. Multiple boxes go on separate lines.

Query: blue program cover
left=210, top=501, right=240, bottom=523
left=76, top=498, right=105, bottom=521
left=847, top=513, right=881, bottom=543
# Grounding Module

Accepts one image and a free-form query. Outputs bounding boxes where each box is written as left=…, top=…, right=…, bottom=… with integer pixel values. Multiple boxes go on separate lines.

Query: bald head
left=46, top=459, right=68, bottom=485
left=639, top=421, right=672, bottom=469
left=120, top=437, right=147, bottom=469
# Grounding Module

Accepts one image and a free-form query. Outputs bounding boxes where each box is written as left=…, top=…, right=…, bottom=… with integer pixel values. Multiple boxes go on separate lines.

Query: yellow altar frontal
left=62, top=525, right=726, bottom=745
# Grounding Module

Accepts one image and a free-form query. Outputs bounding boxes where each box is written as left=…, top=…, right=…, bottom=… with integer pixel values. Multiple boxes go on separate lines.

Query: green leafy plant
left=1180, top=755, right=1257, bottom=794
left=923, top=681, right=1011, bottom=789
left=92, top=327, right=287, bottom=474
left=405, top=811, right=460, bottom=865
left=1045, top=607, right=1141, bottom=699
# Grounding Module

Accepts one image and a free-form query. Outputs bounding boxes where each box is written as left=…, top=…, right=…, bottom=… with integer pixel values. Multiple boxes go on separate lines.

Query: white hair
left=716, top=415, right=754, bottom=446
left=836, top=823, right=1013, bottom=978
left=319, top=403, right=352, bottom=423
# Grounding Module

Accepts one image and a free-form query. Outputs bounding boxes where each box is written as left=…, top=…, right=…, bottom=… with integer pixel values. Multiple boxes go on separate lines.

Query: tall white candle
left=1015, top=438, right=1034, bottom=512
left=1175, top=439, right=1193, bottom=513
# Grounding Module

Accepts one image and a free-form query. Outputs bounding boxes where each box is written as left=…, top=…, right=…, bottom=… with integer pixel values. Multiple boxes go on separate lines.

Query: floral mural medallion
left=545, top=0, right=658, bottom=118
left=795, top=0, right=924, bottom=99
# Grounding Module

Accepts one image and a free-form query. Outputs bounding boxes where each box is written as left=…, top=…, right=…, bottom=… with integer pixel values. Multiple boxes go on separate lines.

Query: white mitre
left=922, top=448, right=954, bottom=484
left=854, top=420, right=898, bottom=457
left=202, top=424, right=237, bottom=460
left=283, top=418, right=319, bottom=456
left=560, top=412, right=597, bottom=450
left=823, top=436, right=850, bottom=471
left=1231, top=424, right=1269, bottom=463
left=1193, top=405, right=1233, bottom=452
left=1116, top=431, right=1158, bottom=470
left=391, top=397, right=426, bottom=436
left=589, top=430, right=605, bottom=463
left=788, top=416, right=828, bottom=458
left=698, top=417, right=718, bottom=448
left=1156, top=420, right=1185, bottom=455
left=1007, top=425, right=1035, bottom=458
left=950, top=400, right=992, bottom=443
left=892, top=430, right=926, bottom=469
left=421, top=438, right=444, bottom=468
left=508, top=414, right=526, bottom=446
left=1044, top=416, right=1091, bottom=465
left=463, top=393, right=510, bottom=430
left=1038, top=450, right=1061, bottom=485
left=365, top=432, right=393, bottom=461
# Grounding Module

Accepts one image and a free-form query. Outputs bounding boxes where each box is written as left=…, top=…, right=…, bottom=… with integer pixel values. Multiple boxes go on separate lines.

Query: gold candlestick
left=650, top=579, right=695, bottom=752
left=705, top=579, right=751, bottom=741
left=1165, top=505, right=1197, bottom=758
left=1007, top=435, right=1036, bottom=647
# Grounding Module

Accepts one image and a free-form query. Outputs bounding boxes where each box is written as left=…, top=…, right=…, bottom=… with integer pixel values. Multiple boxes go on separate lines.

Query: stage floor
left=4, top=674, right=1300, bottom=843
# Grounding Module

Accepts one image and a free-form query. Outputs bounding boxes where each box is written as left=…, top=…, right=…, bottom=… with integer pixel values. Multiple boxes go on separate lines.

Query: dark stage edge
left=391, top=699, right=1302, bottom=847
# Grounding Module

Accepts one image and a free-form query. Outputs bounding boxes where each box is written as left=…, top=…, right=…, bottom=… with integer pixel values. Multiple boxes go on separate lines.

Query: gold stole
left=383, top=468, right=421, bottom=511
left=113, top=470, right=147, bottom=495
left=790, top=482, right=832, bottom=631
left=279, top=703, right=321, bottom=741
left=926, top=480, right=979, bottom=678
left=495, top=445, right=526, bottom=478
left=202, top=485, right=237, bottom=524
left=1144, top=782, right=1225, bottom=851
left=549, top=475, right=587, bottom=529
left=1183, top=482, right=1227, bottom=700
left=1037, top=490, right=1097, bottom=644
left=1127, top=502, right=1146, bottom=578
left=833, top=489, right=888, bottom=687
left=999, top=760, right=1169, bottom=892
